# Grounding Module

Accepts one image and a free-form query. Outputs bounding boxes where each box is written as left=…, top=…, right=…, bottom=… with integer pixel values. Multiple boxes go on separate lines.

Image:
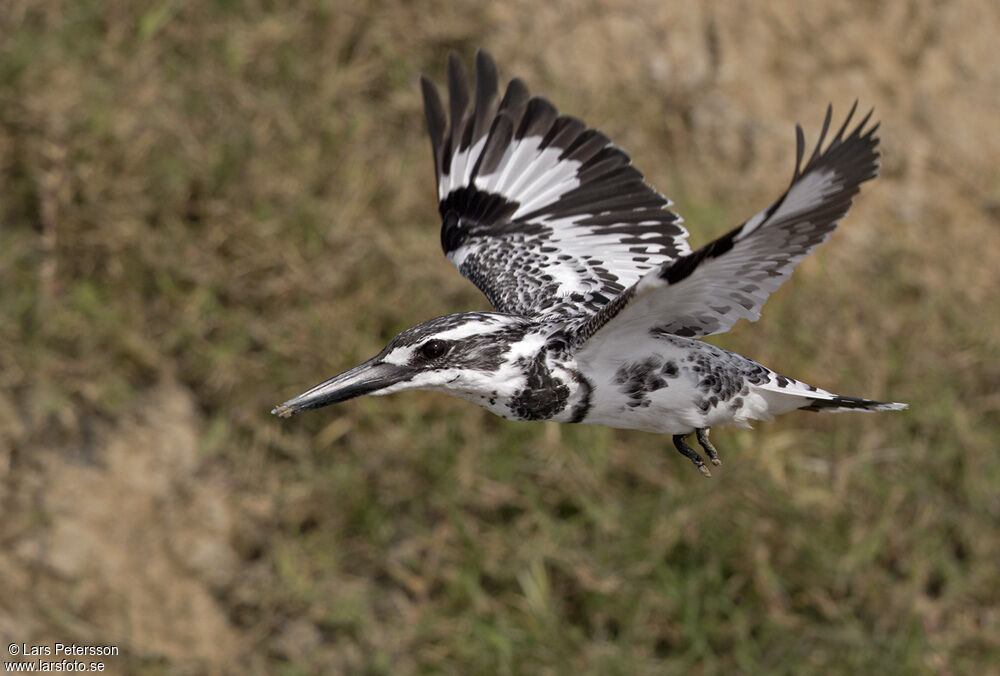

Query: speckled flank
left=614, top=356, right=672, bottom=408
left=653, top=332, right=771, bottom=414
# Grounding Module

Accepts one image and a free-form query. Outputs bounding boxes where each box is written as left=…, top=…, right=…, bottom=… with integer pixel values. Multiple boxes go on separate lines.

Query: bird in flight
left=273, top=50, right=906, bottom=476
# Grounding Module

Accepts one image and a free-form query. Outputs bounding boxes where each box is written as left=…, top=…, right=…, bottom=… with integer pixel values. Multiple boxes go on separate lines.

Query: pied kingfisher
left=273, top=50, right=906, bottom=477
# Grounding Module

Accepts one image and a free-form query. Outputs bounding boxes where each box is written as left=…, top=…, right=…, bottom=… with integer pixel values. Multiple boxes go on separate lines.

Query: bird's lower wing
left=570, top=104, right=880, bottom=347
left=421, top=51, right=689, bottom=317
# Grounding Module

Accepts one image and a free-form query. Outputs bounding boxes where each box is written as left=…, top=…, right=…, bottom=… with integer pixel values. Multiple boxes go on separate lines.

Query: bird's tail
left=799, top=395, right=908, bottom=413
left=752, top=376, right=906, bottom=416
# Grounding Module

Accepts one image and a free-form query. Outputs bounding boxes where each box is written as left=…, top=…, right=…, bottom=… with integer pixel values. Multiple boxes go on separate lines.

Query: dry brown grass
left=2, top=1, right=998, bottom=674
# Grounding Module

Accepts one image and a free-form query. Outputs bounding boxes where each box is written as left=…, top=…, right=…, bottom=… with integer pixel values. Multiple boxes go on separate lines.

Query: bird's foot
left=696, top=428, right=722, bottom=466
left=672, top=434, right=712, bottom=478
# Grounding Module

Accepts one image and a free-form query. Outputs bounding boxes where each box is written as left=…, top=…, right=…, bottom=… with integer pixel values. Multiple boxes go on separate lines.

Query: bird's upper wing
left=420, top=50, right=690, bottom=317
left=570, top=105, right=880, bottom=347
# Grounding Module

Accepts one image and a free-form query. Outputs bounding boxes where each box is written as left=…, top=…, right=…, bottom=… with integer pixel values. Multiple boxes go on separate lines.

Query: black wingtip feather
left=420, top=75, right=447, bottom=177
left=500, top=77, right=530, bottom=108
left=447, top=52, right=471, bottom=151
left=793, top=124, right=806, bottom=181
left=797, top=102, right=880, bottom=181
left=806, top=104, right=834, bottom=167
left=472, top=113, right=514, bottom=178
left=559, top=128, right=611, bottom=164
left=831, top=99, right=860, bottom=145
left=853, top=107, right=875, bottom=140
left=516, top=97, right=558, bottom=139
left=540, top=116, right=586, bottom=152
left=472, top=50, right=499, bottom=145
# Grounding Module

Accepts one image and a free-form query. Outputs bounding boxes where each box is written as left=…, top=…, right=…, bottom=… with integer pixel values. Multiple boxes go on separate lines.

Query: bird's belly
left=582, top=389, right=761, bottom=434
left=581, top=387, right=711, bottom=434
left=578, top=342, right=772, bottom=434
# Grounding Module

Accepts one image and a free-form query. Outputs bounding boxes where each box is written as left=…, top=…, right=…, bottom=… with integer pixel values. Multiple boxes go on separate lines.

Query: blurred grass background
left=1, top=1, right=998, bottom=674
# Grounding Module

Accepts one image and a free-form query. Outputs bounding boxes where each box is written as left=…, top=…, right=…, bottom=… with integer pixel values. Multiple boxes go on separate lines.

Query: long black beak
left=271, top=358, right=412, bottom=418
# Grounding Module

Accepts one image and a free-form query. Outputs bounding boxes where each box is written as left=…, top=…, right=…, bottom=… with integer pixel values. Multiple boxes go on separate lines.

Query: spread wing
left=420, top=50, right=690, bottom=317
left=572, top=104, right=880, bottom=347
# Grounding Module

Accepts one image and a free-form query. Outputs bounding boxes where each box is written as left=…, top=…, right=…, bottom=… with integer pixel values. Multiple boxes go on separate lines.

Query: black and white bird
left=273, top=51, right=906, bottom=476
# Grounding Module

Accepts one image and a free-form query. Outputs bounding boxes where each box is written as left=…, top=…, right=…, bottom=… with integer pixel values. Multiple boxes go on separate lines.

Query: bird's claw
left=696, top=428, right=722, bottom=466
left=672, top=428, right=723, bottom=477
left=672, top=434, right=712, bottom=477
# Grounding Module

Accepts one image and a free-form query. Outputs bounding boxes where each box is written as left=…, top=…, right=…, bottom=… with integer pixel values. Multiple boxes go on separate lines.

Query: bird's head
left=272, top=312, right=535, bottom=417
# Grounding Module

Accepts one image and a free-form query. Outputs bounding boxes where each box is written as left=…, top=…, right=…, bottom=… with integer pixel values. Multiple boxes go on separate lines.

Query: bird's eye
left=419, top=339, right=449, bottom=360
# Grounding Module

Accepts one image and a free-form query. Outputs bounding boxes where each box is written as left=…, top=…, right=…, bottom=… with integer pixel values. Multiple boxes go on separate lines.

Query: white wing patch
left=502, top=144, right=582, bottom=218
left=441, top=137, right=585, bottom=218
left=440, top=136, right=488, bottom=199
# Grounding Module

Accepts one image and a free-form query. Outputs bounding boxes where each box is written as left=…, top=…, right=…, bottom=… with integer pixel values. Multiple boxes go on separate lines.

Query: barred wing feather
left=421, top=50, right=690, bottom=317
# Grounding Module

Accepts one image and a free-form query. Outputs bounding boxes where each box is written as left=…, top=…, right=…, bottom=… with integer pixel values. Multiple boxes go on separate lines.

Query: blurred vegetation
left=1, top=1, right=998, bottom=674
